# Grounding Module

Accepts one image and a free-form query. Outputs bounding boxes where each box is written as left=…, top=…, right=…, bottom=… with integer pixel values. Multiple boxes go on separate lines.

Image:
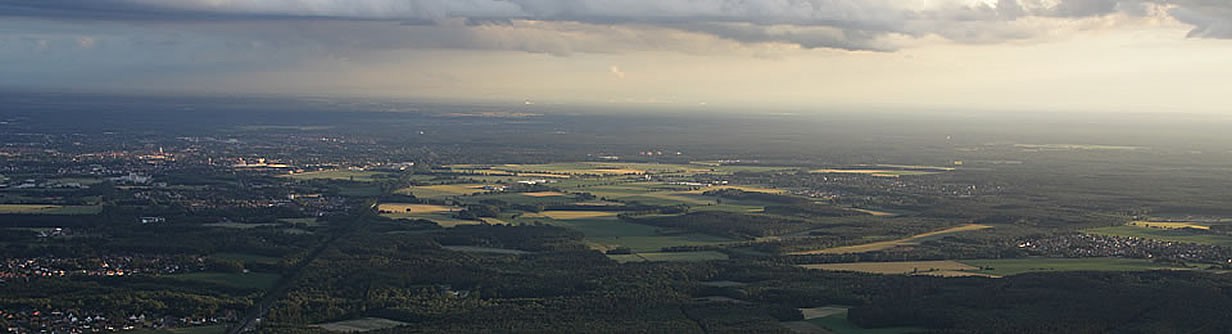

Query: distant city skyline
left=3, top=0, right=1231, bottom=113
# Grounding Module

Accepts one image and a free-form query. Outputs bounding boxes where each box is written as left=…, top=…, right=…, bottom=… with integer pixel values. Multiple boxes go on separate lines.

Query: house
left=139, top=217, right=166, bottom=224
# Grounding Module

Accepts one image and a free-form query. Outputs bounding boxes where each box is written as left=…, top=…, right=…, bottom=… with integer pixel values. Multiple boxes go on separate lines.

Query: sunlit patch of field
left=801, top=260, right=992, bottom=277
left=521, top=191, right=569, bottom=197
left=848, top=208, right=899, bottom=217
left=0, top=204, right=102, bottom=215
left=799, top=306, right=850, bottom=320
left=377, top=203, right=460, bottom=214
left=377, top=203, right=485, bottom=227
left=572, top=201, right=626, bottom=207
left=311, top=317, right=408, bottom=333
left=515, top=172, right=573, bottom=178
left=395, top=184, right=489, bottom=198
left=1128, top=221, right=1210, bottom=230
left=790, top=224, right=992, bottom=255
left=526, top=210, right=618, bottom=220
left=479, top=217, right=507, bottom=225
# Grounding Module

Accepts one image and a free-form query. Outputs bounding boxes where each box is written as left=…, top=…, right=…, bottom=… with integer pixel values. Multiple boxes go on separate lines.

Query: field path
left=790, top=224, right=992, bottom=255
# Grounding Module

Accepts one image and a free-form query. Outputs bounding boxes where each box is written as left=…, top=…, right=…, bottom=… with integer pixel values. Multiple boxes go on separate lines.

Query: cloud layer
left=0, top=0, right=1227, bottom=54
left=3, top=0, right=1229, bottom=52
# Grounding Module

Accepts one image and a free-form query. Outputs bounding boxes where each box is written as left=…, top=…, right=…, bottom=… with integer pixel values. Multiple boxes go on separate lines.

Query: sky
left=2, top=0, right=1231, bottom=112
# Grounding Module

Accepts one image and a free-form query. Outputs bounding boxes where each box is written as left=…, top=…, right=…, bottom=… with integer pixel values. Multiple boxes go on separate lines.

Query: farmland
left=11, top=96, right=1232, bottom=333
left=394, top=184, right=489, bottom=198
left=0, top=204, right=102, bottom=215
left=801, top=260, right=989, bottom=277
left=377, top=203, right=481, bottom=227
left=1127, top=220, right=1211, bottom=230
left=961, top=258, right=1187, bottom=276
left=790, top=224, right=993, bottom=255
left=377, top=203, right=460, bottom=214
left=514, top=213, right=733, bottom=252
left=521, top=191, right=568, bottom=197
left=525, top=210, right=617, bottom=220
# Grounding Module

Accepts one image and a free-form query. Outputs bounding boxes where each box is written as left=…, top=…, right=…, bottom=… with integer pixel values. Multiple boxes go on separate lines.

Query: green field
left=515, top=215, right=733, bottom=252
left=395, top=184, right=489, bottom=198
left=464, top=192, right=578, bottom=206
left=960, top=257, right=1186, bottom=276
left=168, top=272, right=281, bottom=290
left=1085, top=226, right=1232, bottom=247
left=0, top=204, right=102, bottom=215
left=284, top=169, right=387, bottom=182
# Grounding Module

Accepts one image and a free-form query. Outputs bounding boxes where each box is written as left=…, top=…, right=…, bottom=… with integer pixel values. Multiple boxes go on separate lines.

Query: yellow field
left=849, top=208, right=898, bottom=217
left=378, top=203, right=499, bottom=228
left=585, top=168, right=645, bottom=174
left=799, top=306, right=849, bottom=320
left=377, top=203, right=460, bottom=214
left=395, top=184, right=488, bottom=198
left=791, top=224, right=992, bottom=255
left=527, top=211, right=618, bottom=220
left=516, top=173, right=572, bottom=178
left=0, top=204, right=101, bottom=215
left=801, top=260, right=996, bottom=277
left=522, top=191, right=568, bottom=197
left=1129, top=221, right=1210, bottom=230
left=0, top=204, right=62, bottom=213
